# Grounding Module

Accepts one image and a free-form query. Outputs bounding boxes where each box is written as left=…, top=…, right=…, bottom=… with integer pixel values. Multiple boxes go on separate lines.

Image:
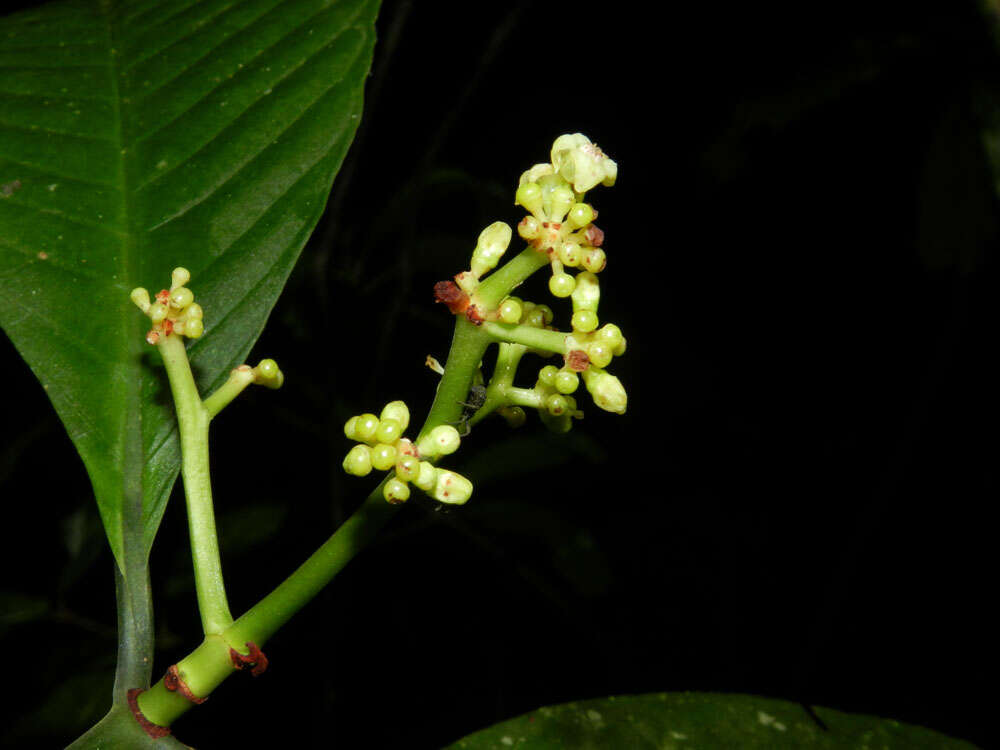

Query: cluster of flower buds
left=130, top=267, right=205, bottom=345
left=342, top=400, right=473, bottom=505
left=534, top=364, right=585, bottom=433
left=515, top=133, right=615, bottom=298
left=234, top=358, right=285, bottom=390
left=563, top=272, right=627, bottom=414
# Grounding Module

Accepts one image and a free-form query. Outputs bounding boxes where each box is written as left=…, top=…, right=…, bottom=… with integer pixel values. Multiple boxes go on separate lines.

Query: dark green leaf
left=0, top=0, right=378, bottom=575
left=446, top=693, right=979, bottom=749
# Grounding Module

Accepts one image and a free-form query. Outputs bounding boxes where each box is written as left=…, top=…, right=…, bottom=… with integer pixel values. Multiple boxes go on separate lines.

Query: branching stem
left=158, top=334, right=233, bottom=635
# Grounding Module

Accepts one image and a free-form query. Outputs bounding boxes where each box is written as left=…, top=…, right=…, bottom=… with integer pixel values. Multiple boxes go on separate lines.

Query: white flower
left=550, top=133, right=617, bottom=193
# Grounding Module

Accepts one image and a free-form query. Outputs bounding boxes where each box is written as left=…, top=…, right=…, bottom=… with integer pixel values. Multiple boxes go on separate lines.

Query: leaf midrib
left=101, top=0, right=143, bottom=570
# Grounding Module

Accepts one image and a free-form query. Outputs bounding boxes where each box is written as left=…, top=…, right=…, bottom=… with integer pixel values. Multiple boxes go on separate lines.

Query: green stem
left=481, top=321, right=568, bottom=353
left=158, top=334, right=233, bottom=635
left=203, top=366, right=255, bottom=419
left=138, top=253, right=542, bottom=731
left=476, top=246, right=549, bottom=308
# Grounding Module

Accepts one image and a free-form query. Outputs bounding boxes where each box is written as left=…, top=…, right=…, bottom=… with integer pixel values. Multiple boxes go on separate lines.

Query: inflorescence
left=342, top=401, right=473, bottom=506
left=432, top=132, right=627, bottom=434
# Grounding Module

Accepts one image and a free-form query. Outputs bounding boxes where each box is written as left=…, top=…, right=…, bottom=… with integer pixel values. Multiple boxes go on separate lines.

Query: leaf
left=0, top=0, right=378, bottom=578
left=68, top=704, right=191, bottom=750
left=445, top=693, right=980, bottom=749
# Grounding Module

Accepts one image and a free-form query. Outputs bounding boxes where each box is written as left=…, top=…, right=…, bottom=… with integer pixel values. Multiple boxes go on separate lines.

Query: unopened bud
left=433, top=469, right=473, bottom=505
left=581, top=367, right=627, bottom=414
left=471, top=221, right=512, bottom=278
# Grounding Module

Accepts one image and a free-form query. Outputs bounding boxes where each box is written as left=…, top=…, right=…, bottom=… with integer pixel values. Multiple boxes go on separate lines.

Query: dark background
left=1, top=1, right=996, bottom=747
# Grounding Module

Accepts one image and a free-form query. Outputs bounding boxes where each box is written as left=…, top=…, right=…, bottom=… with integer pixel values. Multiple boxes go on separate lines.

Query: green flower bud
left=433, top=469, right=473, bottom=505
left=171, top=267, right=191, bottom=290
left=549, top=271, right=575, bottom=298
left=355, top=414, right=380, bottom=443
left=371, top=443, right=397, bottom=471
left=539, top=408, right=573, bottom=434
left=550, top=133, right=618, bottom=193
left=518, top=215, right=541, bottom=241
left=396, top=455, right=420, bottom=482
left=184, top=302, right=204, bottom=321
left=375, top=417, right=402, bottom=445
left=455, top=270, right=479, bottom=295
left=554, top=370, right=579, bottom=394
left=582, top=367, right=627, bottom=414
left=545, top=393, right=569, bottom=416
left=567, top=202, right=595, bottom=229
left=571, top=271, right=601, bottom=313
left=536, top=304, right=554, bottom=324
left=183, top=319, right=205, bottom=339
left=170, top=287, right=194, bottom=310
left=343, top=444, right=373, bottom=476
left=515, top=182, right=544, bottom=217
left=548, top=185, right=575, bottom=223
left=256, top=358, right=279, bottom=381
left=380, top=400, right=410, bottom=434
left=254, top=358, right=283, bottom=388
left=557, top=242, right=582, bottom=267
left=538, top=365, right=559, bottom=386
left=499, top=297, right=523, bottom=324
left=498, top=405, right=526, bottom=428
left=582, top=248, right=607, bottom=273
left=130, top=287, right=151, bottom=313
left=597, top=323, right=624, bottom=348
left=587, top=342, right=614, bottom=369
left=149, top=302, right=168, bottom=323
left=414, top=461, right=437, bottom=491
left=572, top=310, right=599, bottom=333
left=417, top=425, right=461, bottom=457
left=471, top=221, right=512, bottom=278
left=524, top=308, right=547, bottom=328
left=383, top=478, right=411, bottom=504
left=344, top=416, right=360, bottom=441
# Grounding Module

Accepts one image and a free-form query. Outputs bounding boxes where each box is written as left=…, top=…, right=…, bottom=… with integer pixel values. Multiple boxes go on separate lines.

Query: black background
left=0, top=0, right=996, bottom=747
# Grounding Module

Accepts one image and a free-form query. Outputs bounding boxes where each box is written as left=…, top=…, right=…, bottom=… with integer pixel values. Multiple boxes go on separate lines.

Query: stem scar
left=164, top=664, right=208, bottom=704
left=229, top=641, right=269, bottom=676
left=127, top=688, right=172, bottom=738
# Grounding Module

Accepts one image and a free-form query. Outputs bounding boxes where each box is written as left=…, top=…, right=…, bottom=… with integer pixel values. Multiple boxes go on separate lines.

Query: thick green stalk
left=476, top=246, right=549, bottom=308
left=481, top=321, right=568, bottom=353
left=158, top=334, right=233, bottom=634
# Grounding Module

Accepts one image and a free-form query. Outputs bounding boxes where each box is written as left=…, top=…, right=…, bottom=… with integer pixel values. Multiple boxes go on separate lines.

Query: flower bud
left=571, top=271, right=601, bottom=313
left=343, top=444, right=373, bottom=476
left=471, top=221, right=512, bottom=278
left=433, top=469, right=473, bottom=505
left=414, top=461, right=437, bottom=491
left=383, top=478, right=411, bottom=504
left=515, top=182, right=544, bottom=217
left=171, top=267, right=191, bottom=290
left=518, top=215, right=541, bottom=241
left=371, top=443, right=397, bottom=471
left=170, top=287, right=194, bottom=310
left=582, top=367, right=627, bottom=414
left=567, top=202, right=595, bottom=229
left=380, top=400, right=410, bottom=434
left=417, top=425, right=461, bottom=457
left=130, top=287, right=151, bottom=312
left=183, top=319, right=205, bottom=339
left=498, top=406, right=526, bottom=428
left=498, top=297, right=523, bottom=324
left=355, top=414, right=379, bottom=443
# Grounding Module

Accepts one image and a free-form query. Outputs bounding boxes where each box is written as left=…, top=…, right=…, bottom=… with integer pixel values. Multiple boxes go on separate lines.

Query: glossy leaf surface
left=0, top=0, right=378, bottom=575
left=447, top=693, right=979, bottom=749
